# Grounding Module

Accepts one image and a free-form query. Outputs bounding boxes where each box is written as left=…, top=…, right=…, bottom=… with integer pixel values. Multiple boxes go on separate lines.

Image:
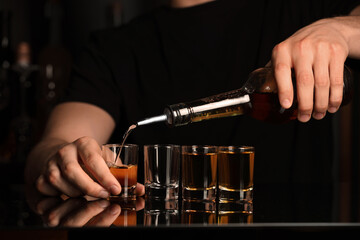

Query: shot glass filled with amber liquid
left=102, top=144, right=138, bottom=199
left=218, top=146, right=254, bottom=203
left=182, top=145, right=218, bottom=202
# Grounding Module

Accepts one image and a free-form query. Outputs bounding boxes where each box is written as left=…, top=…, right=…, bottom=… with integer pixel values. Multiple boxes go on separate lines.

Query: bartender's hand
left=271, top=11, right=360, bottom=122
left=26, top=102, right=145, bottom=199
left=36, top=136, right=145, bottom=198
left=36, top=137, right=118, bottom=198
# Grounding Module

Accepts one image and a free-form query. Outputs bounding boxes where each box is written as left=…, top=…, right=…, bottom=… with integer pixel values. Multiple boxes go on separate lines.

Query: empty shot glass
left=218, top=146, right=255, bottom=203
left=144, top=144, right=181, bottom=200
left=102, top=144, right=139, bottom=199
left=181, top=145, right=218, bottom=202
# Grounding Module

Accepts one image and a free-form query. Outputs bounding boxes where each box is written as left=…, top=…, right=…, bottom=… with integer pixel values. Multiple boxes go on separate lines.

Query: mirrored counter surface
left=1, top=182, right=360, bottom=239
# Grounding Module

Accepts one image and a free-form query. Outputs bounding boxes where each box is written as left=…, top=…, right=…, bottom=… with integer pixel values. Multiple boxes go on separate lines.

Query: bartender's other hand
left=36, top=136, right=121, bottom=198
left=271, top=18, right=348, bottom=122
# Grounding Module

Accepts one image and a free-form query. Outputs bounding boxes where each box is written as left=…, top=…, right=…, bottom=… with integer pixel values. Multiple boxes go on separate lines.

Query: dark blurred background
left=0, top=0, right=360, bottom=221
left=0, top=0, right=168, bottom=183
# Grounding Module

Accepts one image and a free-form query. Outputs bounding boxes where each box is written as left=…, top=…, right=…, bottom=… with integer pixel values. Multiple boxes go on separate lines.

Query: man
left=26, top=0, right=360, bottom=200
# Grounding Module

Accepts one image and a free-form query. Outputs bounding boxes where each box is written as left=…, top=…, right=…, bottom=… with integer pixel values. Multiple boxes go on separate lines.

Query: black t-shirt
left=62, top=0, right=359, bottom=187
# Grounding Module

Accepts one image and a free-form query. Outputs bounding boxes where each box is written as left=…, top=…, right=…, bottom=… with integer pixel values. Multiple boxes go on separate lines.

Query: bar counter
left=1, top=180, right=360, bottom=239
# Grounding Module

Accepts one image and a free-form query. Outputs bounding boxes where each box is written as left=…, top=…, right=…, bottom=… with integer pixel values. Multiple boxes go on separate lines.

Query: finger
left=58, top=144, right=110, bottom=199
left=312, top=57, right=330, bottom=120
left=135, top=183, right=145, bottom=197
left=62, top=200, right=110, bottom=227
left=294, top=61, right=314, bottom=122
left=135, top=196, right=145, bottom=211
left=36, top=175, right=60, bottom=196
left=76, top=137, right=121, bottom=195
left=86, top=203, right=121, bottom=227
left=272, top=42, right=294, bottom=109
left=45, top=198, right=85, bottom=227
left=46, top=159, right=83, bottom=197
left=328, top=58, right=345, bottom=113
left=36, top=197, right=62, bottom=215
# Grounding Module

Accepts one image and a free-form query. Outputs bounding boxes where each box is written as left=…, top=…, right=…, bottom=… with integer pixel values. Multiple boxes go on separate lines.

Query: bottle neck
left=165, top=91, right=251, bottom=127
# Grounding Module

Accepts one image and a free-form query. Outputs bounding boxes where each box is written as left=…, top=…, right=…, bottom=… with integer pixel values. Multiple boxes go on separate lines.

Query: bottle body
left=163, top=66, right=353, bottom=127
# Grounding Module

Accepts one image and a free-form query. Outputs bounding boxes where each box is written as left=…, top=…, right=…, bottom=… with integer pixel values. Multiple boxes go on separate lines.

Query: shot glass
left=218, top=146, right=255, bottom=203
left=181, top=145, right=218, bottom=202
left=144, top=144, right=181, bottom=200
left=102, top=144, right=139, bottom=199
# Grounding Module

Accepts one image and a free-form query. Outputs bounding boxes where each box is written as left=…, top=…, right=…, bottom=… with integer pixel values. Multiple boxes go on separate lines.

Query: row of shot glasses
left=102, top=144, right=255, bottom=203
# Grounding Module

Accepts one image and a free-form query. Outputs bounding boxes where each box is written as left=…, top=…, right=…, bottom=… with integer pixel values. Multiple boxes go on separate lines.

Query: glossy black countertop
left=2, top=181, right=360, bottom=239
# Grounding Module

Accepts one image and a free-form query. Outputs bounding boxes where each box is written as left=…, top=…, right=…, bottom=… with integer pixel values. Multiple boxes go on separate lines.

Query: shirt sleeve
left=59, top=31, right=123, bottom=123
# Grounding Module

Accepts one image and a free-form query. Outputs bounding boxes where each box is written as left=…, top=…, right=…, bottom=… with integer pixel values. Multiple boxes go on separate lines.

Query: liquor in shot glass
left=108, top=164, right=138, bottom=196
left=218, top=146, right=254, bottom=203
left=182, top=146, right=218, bottom=201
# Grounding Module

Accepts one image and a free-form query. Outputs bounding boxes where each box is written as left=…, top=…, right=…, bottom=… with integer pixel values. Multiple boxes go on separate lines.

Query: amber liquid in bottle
left=249, top=92, right=297, bottom=123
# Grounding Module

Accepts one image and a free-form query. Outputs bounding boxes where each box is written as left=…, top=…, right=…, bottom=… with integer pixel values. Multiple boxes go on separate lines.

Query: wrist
left=331, top=16, right=360, bottom=58
left=25, top=138, right=68, bottom=184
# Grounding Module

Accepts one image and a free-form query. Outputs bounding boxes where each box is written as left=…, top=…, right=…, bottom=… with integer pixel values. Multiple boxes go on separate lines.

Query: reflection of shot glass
left=181, top=200, right=217, bottom=225
left=110, top=198, right=137, bottom=226
left=218, top=201, right=253, bottom=224
left=144, top=144, right=181, bottom=200
left=102, top=144, right=138, bottom=199
left=144, top=199, right=179, bottom=226
left=218, top=146, right=254, bottom=203
left=182, top=145, right=218, bottom=202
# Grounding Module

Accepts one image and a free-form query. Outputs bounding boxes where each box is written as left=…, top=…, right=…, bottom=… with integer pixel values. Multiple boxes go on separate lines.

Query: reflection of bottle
left=137, top=66, right=353, bottom=127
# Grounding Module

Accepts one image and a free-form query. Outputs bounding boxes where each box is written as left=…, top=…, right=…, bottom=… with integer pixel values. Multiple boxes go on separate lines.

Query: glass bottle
left=137, top=66, right=353, bottom=127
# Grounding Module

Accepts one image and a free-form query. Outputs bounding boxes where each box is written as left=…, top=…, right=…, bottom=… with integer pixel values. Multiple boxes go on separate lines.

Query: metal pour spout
left=137, top=114, right=167, bottom=126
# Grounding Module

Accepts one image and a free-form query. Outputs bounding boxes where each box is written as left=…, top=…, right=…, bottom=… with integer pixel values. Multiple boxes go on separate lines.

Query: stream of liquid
left=115, top=124, right=137, bottom=164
